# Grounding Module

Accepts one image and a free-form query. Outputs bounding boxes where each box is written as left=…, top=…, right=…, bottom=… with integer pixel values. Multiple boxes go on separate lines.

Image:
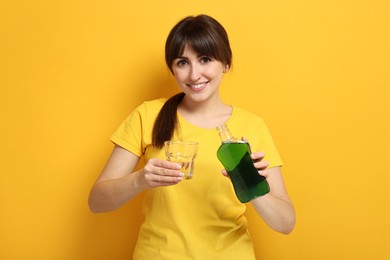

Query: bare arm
left=88, top=145, right=184, bottom=213
left=250, top=165, right=295, bottom=234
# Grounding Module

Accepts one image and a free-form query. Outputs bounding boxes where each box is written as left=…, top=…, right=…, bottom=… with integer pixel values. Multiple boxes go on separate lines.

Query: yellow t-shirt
left=110, top=98, right=283, bottom=260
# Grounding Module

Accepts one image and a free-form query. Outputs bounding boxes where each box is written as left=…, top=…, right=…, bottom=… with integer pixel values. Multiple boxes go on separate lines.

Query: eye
left=200, top=57, right=212, bottom=63
left=176, top=59, right=188, bottom=67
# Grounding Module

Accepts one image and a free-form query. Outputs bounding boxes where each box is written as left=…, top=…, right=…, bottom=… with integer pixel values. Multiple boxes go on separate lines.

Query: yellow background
left=1, top=0, right=389, bottom=259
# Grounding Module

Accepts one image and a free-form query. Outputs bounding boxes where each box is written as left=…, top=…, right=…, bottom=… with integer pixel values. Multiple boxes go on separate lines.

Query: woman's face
left=171, top=44, right=227, bottom=104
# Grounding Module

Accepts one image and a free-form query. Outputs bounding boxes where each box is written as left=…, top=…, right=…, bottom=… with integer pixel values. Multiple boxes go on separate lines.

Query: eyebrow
left=174, top=56, right=188, bottom=60
left=175, top=54, right=208, bottom=60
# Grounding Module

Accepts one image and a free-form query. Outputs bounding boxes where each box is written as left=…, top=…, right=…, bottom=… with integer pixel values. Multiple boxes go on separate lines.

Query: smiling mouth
left=187, top=82, right=208, bottom=90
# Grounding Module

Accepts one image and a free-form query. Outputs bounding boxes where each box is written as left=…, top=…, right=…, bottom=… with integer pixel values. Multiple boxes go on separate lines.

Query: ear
left=223, top=64, right=230, bottom=73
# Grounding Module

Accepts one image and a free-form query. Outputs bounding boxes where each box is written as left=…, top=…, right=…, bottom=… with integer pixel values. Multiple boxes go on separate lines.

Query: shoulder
left=130, top=98, right=167, bottom=117
left=120, top=98, right=168, bottom=125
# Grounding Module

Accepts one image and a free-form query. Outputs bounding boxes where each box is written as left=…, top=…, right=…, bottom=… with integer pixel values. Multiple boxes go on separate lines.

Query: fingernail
left=178, top=172, right=184, bottom=177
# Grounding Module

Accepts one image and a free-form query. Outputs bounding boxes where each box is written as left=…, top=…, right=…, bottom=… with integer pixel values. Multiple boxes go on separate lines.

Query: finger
left=145, top=172, right=183, bottom=186
left=221, top=169, right=229, bottom=177
left=250, top=151, right=265, bottom=162
left=152, top=175, right=184, bottom=184
left=155, top=167, right=184, bottom=178
left=258, top=170, right=269, bottom=179
left=254, top=160, right=270, bottom=170
left=152, top=158, right=182, bottom=170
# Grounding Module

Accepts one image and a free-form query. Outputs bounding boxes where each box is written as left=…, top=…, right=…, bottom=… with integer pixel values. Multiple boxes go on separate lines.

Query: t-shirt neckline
left=177, top=105, right=236, bottom=131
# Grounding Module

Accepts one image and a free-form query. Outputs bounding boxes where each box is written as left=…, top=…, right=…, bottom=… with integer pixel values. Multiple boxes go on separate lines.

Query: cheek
left=172, top=69, right=186, bottom=81
left=172, top=72, right=188, bottom=87
left=205, top=65, right=224, bottom=77
left=173, top=73, right=185, bottom=83
left=208, top=69, right=224, bottom=81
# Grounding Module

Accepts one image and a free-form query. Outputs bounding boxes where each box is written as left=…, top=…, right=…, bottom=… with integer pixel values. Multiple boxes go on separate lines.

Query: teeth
left=190, top=83, right=206, bottom=89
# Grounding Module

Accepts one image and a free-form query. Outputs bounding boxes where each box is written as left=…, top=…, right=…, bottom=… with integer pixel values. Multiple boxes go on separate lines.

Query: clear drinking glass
left=164, top=141, right=199, bottom=179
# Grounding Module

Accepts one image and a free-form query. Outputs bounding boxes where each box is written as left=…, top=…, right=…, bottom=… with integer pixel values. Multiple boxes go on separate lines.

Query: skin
left=88, top=44, right=295, bottom=234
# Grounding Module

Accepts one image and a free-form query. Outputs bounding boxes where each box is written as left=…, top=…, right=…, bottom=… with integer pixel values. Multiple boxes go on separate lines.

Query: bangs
left=178, top=29, right=219, bottom=59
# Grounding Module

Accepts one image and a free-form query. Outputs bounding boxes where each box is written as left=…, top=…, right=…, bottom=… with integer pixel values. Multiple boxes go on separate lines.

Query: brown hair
left=152, top=15, right=232, bottom=148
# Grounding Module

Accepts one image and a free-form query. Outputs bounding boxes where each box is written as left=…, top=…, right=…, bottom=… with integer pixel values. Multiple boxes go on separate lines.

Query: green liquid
left=217, top=142, right=270, bottom=203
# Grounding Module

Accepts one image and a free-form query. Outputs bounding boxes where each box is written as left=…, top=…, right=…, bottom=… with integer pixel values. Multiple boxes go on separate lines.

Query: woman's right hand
left=137, top=158, right=184, bottom=189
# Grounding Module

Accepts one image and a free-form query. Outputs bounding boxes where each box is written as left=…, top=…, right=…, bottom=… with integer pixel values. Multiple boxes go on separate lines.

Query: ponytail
left=152, top=92, right=185, bottom=148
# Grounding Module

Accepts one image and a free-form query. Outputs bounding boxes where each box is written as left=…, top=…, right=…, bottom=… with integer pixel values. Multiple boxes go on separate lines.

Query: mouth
left=186, top=81, right=208, bottom=91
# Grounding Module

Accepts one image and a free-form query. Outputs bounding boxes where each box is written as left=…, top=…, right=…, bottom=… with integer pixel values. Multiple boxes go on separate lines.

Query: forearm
left=88, top=154, right=184, bottom=213
left=251, top=194, right=296, bottom=234
left=88, top=171, right=143, bottom=213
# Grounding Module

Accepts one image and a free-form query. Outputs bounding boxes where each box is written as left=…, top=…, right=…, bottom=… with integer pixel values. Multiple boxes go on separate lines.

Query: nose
left=189, top=64, right=201, bottom=81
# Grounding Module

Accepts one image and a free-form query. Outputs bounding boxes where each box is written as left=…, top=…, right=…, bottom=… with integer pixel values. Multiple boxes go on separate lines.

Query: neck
left=180, top=93, right=224, bottom=113
left=178, top=95, right=233, bottom=128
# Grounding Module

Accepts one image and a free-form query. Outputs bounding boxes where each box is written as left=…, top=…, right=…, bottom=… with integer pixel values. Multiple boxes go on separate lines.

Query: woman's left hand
left=221, top=150, right=270, bottom=178
left=250, top=151, right=270, bottom=178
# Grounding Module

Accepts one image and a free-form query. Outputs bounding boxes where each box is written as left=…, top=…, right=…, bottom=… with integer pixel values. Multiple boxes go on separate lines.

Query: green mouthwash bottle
left=216, top=124, right=270, bottom=203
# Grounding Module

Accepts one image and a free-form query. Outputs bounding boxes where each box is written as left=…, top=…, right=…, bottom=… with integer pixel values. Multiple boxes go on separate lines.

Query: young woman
left=89, top=14, right=295, bottom=259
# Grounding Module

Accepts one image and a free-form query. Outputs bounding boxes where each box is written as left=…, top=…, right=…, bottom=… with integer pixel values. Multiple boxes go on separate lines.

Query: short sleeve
left=229, top=107, right=283, bottom=169
left=109, top=104, right=146, bottom=157
left=256, top=118, right=283, bottom=168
